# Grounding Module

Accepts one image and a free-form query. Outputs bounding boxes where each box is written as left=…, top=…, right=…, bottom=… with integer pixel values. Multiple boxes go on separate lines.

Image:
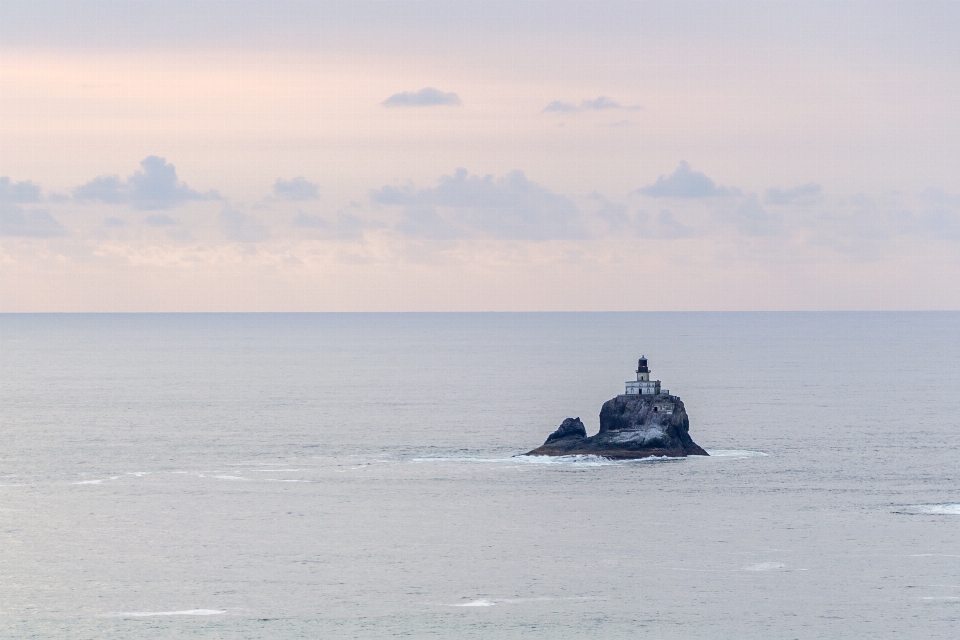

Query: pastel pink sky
left=2, top=1, right=959, bottom=311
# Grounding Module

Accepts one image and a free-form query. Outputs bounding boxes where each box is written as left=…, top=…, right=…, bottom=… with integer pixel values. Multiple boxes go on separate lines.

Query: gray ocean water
left=1, top=312, right=959, bottom=638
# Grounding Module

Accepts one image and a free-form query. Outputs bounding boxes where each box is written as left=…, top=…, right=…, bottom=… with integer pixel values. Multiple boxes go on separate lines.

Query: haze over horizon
left=2, top=0, right=959, bottom=311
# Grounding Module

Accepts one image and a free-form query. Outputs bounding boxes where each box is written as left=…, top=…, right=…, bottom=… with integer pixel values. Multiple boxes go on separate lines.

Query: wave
left=412, top=455, right=681, bottom=467
left=99, top=609, right=225, bottom=617
left=446, top=596, right=590, bottom=607
left=452, top=599, right=497, bottom=607
left=742, top=562, right=785, bottom=571
left=705, top=450, right=768, bottom=458
left=899, top=504, right=960, bottom=515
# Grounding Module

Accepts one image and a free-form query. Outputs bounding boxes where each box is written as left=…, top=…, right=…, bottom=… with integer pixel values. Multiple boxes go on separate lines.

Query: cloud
left=0, top=204, right=67, bottom=237
left=372, top=168, right=586, bottom=241
left=273, top=177, right=319, bottom=201
left=395, top=206, right=465, bottom=240
left=220, top=207, right=268, bottom=242
left=74, top=156, right=218, bottom=210
left=542, top=100, right=578, bottom=113
left=144, top=214, right=177, bottom=227
left=914, top=207, right=960, bottom=242
left=542, top=96, right=643, bottom=113
left=720, top=196, right=784, bottom=237
left=0, top=177, right=42, bottom=203
left=765, top=183, right=822, bottom=205
left=292, top=211, right=367, bottom=240
left=103, top=217, right=126, bottom=227
left=636, top=209, right=695, bottom=239
left=635, top=161, right=738, bottom=198
left=382, top=87, right=461, bottom=107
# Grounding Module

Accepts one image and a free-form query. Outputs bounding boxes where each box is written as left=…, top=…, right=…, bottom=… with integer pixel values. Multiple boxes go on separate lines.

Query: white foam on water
left=99, top=609, right=225, bottom=617
left=513, top=454, right=681, bottom=466
left=72, top=479, right=104, bottom=485
left=918, top=597, right=960, bottom=601
left=495, top=597, right=555, bottom=604
left=445, top=595, right=590, bottom=607
left=453, top=599, right=497, bottom=607
left=901, top=504, right=960, bottom=515
left=214, top=475, right=249, bottom=481
left=742, top=562, right=785, bottom=571
left=226, top=462, right=295, bottom=467
left=126, top=472, right=150, bottom=477
left=413, top=455, right=681, bottom=467
left=265, top=478, right=310, bottom=482
left=705, top=450, right=769, bottom=458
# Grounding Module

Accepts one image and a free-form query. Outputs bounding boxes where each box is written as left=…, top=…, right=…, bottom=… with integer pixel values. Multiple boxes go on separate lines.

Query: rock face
left=526, top=394, right=708, bottom=459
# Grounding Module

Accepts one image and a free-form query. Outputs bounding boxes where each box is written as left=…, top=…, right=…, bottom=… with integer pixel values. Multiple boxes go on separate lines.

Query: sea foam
left=412, top=455, right=680, bottom=467
left=99, top=609, right=225, bottom=617
left=901, top=504, right=960, bottom=515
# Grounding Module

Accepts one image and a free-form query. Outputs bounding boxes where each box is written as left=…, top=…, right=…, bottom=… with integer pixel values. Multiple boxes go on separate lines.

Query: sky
left=1, top=0, right=959, bottom=311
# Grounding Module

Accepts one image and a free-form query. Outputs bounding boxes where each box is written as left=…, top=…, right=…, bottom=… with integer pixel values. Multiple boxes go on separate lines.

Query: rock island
left=526, top=356, right=708, bottom=459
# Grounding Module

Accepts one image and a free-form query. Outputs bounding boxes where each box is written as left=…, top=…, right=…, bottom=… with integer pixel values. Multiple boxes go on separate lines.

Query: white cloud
left=542, top=96, right=643, bottom=113
left=74, top=156, right=219, bottom=210
left=372, top=168, right=587, bottom=241
left=382, top=87, right=461, bottom=107
left=765, top=183, right=822, bottom=205
left=637, top=209, right=695, bottom=239
left=719, top=197, right=784, bottom=237
left=273, top=177, right=319, bottom=201
left=220, top=208, right=268, bottom=242
left=635, top=161, right=738, bottom=198
left=0, top=205, right=66, bottom=238
left=144, top=214, right=178, bottom=227
left=0, top=177, right=42, bottom=203
left=292, top=211, right=368, bottom=240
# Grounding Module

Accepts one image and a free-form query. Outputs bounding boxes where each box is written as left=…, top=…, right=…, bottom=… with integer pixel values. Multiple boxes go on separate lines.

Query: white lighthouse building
left=624, top=356, right=668, bottom=396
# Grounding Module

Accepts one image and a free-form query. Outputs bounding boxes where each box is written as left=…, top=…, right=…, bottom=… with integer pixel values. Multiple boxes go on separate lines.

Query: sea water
left=1, top=312, right=959, bottom=638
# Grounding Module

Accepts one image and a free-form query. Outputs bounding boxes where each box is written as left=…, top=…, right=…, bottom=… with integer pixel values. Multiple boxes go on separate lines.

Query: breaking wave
left=898, top=504, right=960, bottom=515
left=705, top=450, right=768, bottom=458
left=412, top=455, right=681, bottom=467
left=99, top=609, right=225, bottom=617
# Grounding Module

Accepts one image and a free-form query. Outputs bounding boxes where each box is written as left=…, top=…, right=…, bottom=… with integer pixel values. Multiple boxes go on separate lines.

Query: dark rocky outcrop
left=525, top=394, right=708, bottom=459
left=544, top=417, right=588, bottom=444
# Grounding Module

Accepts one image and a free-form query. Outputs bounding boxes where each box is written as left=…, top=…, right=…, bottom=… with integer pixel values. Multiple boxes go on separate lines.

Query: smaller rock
left=544, top=417, right=587, bottom=444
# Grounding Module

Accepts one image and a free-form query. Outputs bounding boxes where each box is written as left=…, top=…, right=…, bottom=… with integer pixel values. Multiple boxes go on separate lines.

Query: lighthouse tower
left=624, top=356, right=663, bottom=396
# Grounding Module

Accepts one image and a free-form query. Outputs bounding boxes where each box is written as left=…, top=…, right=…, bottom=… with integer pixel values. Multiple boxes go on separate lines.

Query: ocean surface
left=1, top=312, right=959, bottom=639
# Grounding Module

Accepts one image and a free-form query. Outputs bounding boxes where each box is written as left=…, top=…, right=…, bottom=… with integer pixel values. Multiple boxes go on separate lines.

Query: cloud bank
left=4, top=156, right=960, bottom=311
left=372, top=168, right=586, bottom=241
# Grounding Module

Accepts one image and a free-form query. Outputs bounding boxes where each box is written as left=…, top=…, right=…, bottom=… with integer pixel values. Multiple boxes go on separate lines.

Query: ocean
left=1, top=312, right=959, bottom=638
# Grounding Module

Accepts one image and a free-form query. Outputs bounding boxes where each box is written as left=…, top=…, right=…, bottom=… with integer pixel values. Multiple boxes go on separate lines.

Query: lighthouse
left=624, top=356, right=664, bottom=396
